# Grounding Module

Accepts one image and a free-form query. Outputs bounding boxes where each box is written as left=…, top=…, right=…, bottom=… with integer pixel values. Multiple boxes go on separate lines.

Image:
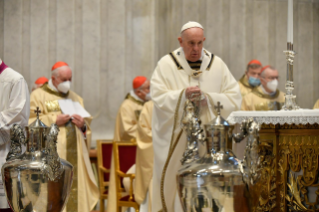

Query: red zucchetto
left=247, top=59, right=262, bottom=66
left=51, top=61, right=69, bottom=71
left=133, top=76, right=147, bottom=89
left=35, top=77, right=48, bottom=85
left=261, top=65, right=271, bottom=73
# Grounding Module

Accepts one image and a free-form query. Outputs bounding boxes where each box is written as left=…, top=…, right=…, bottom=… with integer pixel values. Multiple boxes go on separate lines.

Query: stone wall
left=0, top=0, right=318, bottom=147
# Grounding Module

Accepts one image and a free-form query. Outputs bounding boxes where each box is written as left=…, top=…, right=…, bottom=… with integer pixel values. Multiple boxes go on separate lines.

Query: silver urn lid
left=204, top=101, right=232, bottom=129
left=28, top=107, right=48, bottom=129
left=204, top=102, right=234, bottom=153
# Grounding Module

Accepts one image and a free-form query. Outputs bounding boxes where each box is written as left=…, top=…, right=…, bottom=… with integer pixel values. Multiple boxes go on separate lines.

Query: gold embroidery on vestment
left=45, top=100, right=61, bottom=112
left=66, top=121, right=78, bottom=212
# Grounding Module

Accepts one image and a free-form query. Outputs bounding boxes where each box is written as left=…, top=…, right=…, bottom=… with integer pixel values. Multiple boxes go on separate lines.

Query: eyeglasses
left=262, top=76, right=279, bottom=80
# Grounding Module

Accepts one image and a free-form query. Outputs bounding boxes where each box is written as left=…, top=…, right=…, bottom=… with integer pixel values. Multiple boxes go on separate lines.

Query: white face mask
left=141, top=90, right=151, bottom=101
left=145, top=92, right=151, bottom=101
left=266, top=79, right=278, bottom=92
left=57, top=81, right=71, bottom=93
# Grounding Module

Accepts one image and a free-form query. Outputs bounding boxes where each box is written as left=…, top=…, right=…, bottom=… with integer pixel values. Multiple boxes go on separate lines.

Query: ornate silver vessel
left=1, top=107, right=73, bottom=212
left=180, top=99, right=205, bottom=165
left=177, top=102, right=261, bottom=212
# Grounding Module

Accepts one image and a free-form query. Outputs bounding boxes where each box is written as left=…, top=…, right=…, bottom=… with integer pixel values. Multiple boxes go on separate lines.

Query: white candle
left=287, top=0, right=293, bottom=43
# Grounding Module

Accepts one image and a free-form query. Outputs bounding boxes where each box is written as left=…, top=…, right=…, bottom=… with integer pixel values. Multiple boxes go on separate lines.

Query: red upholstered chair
left=113, top=141, right=139, bottom=212
left=97, top=140, right=113, bottom=212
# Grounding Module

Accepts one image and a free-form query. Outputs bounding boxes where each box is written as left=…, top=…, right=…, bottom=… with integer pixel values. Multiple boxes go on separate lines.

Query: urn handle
left=232, top=118, right=261, bottom=186
left=232, top=118, right=260, bottom=143
left=6, top=124, right=27, bottom=161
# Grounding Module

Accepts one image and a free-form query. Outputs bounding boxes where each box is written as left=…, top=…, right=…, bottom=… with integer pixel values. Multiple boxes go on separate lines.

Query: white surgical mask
left=57, top=81, right=71, bottom=93
left=145, top=92, right=151, bottom=101
left=266, top=79, right=278, bottom=92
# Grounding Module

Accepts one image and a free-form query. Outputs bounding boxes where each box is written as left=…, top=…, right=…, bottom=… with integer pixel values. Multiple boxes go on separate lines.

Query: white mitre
left=180, top=21, right=204, bottom=33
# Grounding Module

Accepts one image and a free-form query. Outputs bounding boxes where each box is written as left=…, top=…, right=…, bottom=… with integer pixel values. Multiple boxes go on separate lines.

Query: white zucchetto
left=180, top=21, right=204, bottom=33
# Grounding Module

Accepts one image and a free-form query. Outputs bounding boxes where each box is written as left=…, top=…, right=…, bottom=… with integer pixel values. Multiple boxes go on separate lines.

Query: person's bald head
left=260, top=66, right=278, bottom=79
left=178, top=27, right=206, bottom=62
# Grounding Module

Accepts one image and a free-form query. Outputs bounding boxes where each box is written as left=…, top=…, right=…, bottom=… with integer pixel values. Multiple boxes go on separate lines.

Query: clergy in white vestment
left=0, top=58, right=30, bottom=212
left=29, top=61, right=99, bottom=212
left=150, top=22, right=242, bottom=212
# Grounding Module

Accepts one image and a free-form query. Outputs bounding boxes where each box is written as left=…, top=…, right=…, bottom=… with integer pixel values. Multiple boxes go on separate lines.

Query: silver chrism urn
left=177, top=102, right=261, bottom=212
left=1, top=107, right=73, bottom=212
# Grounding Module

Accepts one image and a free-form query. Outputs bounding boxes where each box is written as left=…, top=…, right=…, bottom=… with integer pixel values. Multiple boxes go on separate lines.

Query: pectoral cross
left=34, top=107, right=41, bottom=119
left=214, top=101, right=223, bottom=116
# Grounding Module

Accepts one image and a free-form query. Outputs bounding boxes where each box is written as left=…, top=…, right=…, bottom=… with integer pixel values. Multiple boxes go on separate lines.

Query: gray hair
left=51, top=68, right=60, bottom=78
left=51, top=65, right=72, bottom=78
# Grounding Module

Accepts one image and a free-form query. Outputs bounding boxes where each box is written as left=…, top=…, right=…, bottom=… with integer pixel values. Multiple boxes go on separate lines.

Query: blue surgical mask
left=248, top=76, right=261, bottom=87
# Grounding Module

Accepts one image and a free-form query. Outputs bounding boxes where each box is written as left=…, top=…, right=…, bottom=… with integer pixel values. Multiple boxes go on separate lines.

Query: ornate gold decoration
left=276, top=128, right=319, bottom=212
left=66, top=121, right=78, bottom=211
left=239, top=74, right=253, bottom=89
left=255, top=140, right=277, bottom=212
left=252, top=86, right=280, bottom=99
left=261, top=123, right=319, bottom=129
left=45, top=100, right=61, bottom=112
left=251, top=123, right=319, bottom=212
left=255, top=102, right=284, bottom=111
left=41, top=83, right=69, bottom=97
left=125, top=93, right=144, bottom=106
left=285, top=173, right=308, bottom=211
left=160, top=89, right=185, bottom=211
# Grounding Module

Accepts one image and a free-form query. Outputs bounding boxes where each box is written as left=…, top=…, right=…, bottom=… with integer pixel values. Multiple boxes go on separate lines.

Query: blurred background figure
left=241, top=65, right=285, bottom=111
left=314, top=100, right=319, bottom=109
left=107, top=76, right=151, bottom=212
left=0, top=58, right=30, bottom=212
left=29, top=61, right=99, bottom=212
left=32, top=76, right=48, bottom=91
left=134, top=100, right=154, bottom=212
left=238, top=59, right=262, bottom=98
left=113, top=76, right=151, bottom=142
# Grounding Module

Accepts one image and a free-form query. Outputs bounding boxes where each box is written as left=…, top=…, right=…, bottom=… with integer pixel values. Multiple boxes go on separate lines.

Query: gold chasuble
left=238, top=74, right=254, bottom=97
left=29, top=83, right=99, bottom=212
left=107, top=92, right=144, bottom=212
left=313, top=100, right=319, bottom=109
left=113, top=92, right=144, bottom=141
left=134, top=100, right=154, bottom=211
left=241, top=85, right=285, bottom=111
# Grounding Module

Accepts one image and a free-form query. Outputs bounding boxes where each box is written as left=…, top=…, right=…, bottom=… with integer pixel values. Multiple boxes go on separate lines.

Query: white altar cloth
left=227, top=109, right=319, bottom=125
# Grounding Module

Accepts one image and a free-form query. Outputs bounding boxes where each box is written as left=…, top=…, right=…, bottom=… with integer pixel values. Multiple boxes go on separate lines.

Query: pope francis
left=29, top=61, right=99, bottom=212
left=150, top=21, right=242, bottom=212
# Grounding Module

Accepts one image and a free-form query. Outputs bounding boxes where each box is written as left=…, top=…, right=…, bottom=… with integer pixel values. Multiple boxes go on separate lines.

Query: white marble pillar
left=4, top=0, right=22, bottom=71
left=30, top=0, right=49, bottom=85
